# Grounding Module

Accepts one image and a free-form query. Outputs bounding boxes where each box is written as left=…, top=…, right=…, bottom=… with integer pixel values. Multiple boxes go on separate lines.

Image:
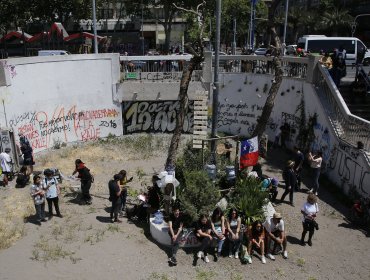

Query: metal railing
left=313, top=64, right=370, bottom=152
left=119, top=54, right=203, bottom=81
left=215, top=55, right=308, bottom=79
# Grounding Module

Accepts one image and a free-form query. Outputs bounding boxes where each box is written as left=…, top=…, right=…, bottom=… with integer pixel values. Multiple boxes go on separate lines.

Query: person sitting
left=210, top=207, right=226, bottom=261
left=243, top=220, right=266, bottom=264
left=260, top=177, right=279, bottom=204
left=16, top=166, right=30, bottom=188
left=226, top=208, right=242, bottom=259
left=263, top=212, right=288, bottom=260
left=168, top=206, right=184, bottom=266
left=195, top=214, right=213, bottom=263
left=319, top=52, right=333, bottom=69
left=147, top=175, right=162, bottom=214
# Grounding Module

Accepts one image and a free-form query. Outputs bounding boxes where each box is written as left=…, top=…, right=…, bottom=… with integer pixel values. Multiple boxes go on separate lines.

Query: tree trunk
left=251, top=0, right=283, bottom=139
left=165, top=57, right=196, bottom=170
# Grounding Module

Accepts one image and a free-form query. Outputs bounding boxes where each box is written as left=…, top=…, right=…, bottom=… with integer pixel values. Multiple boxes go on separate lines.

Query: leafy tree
left=319, top=9, right=353, bottom=36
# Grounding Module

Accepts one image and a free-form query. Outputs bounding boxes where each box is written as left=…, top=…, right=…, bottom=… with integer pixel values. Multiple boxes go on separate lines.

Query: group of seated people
left=167, top=206, right=288, bottom=266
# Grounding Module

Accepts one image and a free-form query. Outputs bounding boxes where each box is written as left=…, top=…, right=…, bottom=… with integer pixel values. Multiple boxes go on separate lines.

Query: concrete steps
left=339, top=84, right=370, bottom=121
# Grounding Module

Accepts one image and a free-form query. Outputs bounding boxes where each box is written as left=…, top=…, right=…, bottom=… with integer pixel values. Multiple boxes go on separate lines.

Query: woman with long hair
left=211, top=207, right=226, bottom=261
left=226, top=208, right=242, bottom=259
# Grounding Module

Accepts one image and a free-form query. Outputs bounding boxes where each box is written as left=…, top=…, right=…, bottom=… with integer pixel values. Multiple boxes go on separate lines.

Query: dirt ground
left=0, top=134, right=369, bottom=280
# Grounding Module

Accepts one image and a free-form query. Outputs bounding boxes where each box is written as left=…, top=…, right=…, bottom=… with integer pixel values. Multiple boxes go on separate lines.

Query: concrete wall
left=0, top=54, right=122, bottom=153
left=217, top=73, right=370, bottom=196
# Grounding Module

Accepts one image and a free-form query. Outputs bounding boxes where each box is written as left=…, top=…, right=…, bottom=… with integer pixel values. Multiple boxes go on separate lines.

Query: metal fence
left=313, top=65, right=370, bottom=152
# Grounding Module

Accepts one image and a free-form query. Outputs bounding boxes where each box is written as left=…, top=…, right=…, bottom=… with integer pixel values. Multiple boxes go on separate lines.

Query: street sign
left=126, top=72, right=137, bottom=79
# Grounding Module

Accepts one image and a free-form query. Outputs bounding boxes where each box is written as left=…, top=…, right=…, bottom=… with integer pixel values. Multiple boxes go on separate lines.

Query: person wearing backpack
left=44, top=169, right=63, bottom=219
left=72, top=159, right=93, bottom=205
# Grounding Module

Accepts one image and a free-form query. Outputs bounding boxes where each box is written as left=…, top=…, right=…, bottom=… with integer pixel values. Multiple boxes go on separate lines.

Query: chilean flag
left=240, top=137, right=259, bottom=168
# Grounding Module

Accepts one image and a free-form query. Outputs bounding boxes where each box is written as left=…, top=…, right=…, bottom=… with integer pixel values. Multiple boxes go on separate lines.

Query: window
left=307, top=40, right=355, bottom=54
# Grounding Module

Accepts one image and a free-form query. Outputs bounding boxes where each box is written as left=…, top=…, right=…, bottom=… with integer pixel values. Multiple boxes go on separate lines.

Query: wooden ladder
left=192, top=92, right=208, bottom=149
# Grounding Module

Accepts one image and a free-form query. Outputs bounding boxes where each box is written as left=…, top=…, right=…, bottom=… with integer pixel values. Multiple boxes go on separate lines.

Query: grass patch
left=148, top=272, right=170, bottom=280
left=84, top=228, right=106, bottom=245
left=297, top=258, right=305, bottom=267
left=31, top=237, right=75, bottom=263
left=276, top=268, right=285, bottom=277
left=230, top=273, right=243, bottom=280
left=106, top=224, right=120, bottom=233
left=196, top=269, right=217, bottom=280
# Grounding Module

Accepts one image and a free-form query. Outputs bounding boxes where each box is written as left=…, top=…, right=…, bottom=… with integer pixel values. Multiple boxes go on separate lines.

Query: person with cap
left=0, top=147, right=12, bottom=186
left=263, top=212, right=288, bottom=260
left=72, top=159, right=93, bottom=205
left=43, top=169, right=63, bottom=219
left=280, top=160, right=297, bottom=207
left=108, top=174, right=123, bottom=223
left=260, top=177, right=279, bottom=205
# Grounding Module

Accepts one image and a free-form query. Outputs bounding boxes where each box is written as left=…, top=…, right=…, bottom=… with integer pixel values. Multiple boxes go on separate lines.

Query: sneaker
left=214, top=254, right=218, bottom=262
left=114, top=219, right=122, bottom=223
left=244, top=255, right=252, bottom=264
left=315, top=192, right=318, bottom=196
left=57, top=214, right=63, bottom=218
left=235, top=252, right=239, bottom=259
left=308, top=189, right=313, bottom=193
left=229, top=252, right=233, bottom=258
left=261, top=256, right=266, bottom=264
left=204, top=256, right=210, bottom=263
left=266, top=253, right=275, bottom=260
left=197, top=251, right=203, bottom=259
left=283, top=251, right=288, bottom=259
left=300, top=240, right=305, bottom=246
left=169, top=257, right=177, bottom=265
left=290, top=202, right=295, bottom=207
left=307, top=240, right=312, bottom=246
left=41, top=218, right=47, bottom=222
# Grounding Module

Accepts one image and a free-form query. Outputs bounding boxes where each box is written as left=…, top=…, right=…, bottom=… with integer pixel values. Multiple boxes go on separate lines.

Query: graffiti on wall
left=122, top=101, right=194, bottom=133
left=1, top=61, right=17, bottom=78
left=328, top=142, right=369, bottom=195
left=311, top=122, right=332, bottom=163
left=9, top=106, right=120, bottom=151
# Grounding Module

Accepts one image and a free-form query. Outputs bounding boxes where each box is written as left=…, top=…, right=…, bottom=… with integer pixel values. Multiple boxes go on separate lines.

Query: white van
left=297, top=35, right=370, bottom=65
left=38, top=50, right=71, bottom=56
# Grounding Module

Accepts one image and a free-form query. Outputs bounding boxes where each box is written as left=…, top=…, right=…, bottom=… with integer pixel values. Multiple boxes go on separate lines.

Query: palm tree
left=320, top=8, right=353, bottom=36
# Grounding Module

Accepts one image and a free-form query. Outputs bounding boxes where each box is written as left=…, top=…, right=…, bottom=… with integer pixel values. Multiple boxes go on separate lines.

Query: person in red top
left=72, top=159, right=93, bottom=205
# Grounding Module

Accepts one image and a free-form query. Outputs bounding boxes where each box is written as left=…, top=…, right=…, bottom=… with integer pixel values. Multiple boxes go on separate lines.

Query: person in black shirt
left=108, top=174, right=122, bottom=223
left=195, top=214, right=212, bottom=263
left=72, top=159, right=93, bottom=205
left=280, top=160, right=297, bottom=207
left=147, top=175, right=162, bottom=214
left=168, top=207, right=183, bottom=265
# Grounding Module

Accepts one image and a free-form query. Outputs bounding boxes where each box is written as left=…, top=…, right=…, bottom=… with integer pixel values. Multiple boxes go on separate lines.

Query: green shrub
left=231, top=176, right=268, bottom=225
left=177, top=170, right=220, bottom=224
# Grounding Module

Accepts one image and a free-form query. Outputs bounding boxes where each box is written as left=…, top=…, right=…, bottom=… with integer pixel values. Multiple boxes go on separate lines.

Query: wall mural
left=328, top=142, right=369, bottom=195
left=122, top=100, right=194, bottom=134
left=9, top=105, right=120, bottom=151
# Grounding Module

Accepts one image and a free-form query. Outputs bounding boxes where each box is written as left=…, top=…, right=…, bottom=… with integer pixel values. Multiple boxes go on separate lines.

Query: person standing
left=20, top=134, right=34, bottom=174
left=293, top=146, right=304, bottom=191
left=280, top=160, right=297, bottom=207
left=118, top=169, right=133, bottom=215
left=263, top=212, right=288, bottom=260
left=300, top=194, right=319, bottom=246
left=30, top=175, right=47, bottom=225
left=44, top=169, right=63, bottom=219
left=168, top=206, right=183, bottom=266
left=108, top=174, right=122, bottom=223
left=0, top=148, right=12, bottom=186
left=308, top=151, right=323, bottom=196
left=72, top=159, right=93, bottom=205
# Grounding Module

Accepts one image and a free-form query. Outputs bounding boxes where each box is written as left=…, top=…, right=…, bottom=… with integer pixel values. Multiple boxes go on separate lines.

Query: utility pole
left=211, top=0, right=221, bottom=164
left=92, top=0, right=98, bottom=54
left=141, top=0, right=145, bottom=55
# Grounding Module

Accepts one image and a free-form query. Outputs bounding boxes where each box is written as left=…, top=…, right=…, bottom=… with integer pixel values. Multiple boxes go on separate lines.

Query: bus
left=297, top=35, right=370, bottom=65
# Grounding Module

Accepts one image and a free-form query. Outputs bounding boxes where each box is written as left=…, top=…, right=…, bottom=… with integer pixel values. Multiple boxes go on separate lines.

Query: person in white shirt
left=43, top=169, right=63, bottom=219
left=30, top=175, right=47, bottom=225
left=308, top=151, right=323, bottom=195
left=300, top=193, right=319, bottom=246
left=0, top=148, right=12, bottom=186
left=263, top=212, right=288, bottom=260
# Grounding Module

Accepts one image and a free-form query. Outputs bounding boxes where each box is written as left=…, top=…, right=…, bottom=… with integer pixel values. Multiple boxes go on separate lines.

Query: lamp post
left=232, top=18, right=236, bottom=54
left=92, top=0, right=98, bottom=54
left=141, top=0, right=145, bottom=55
left=351, top=14, right=370, bottom=37
left=211, top=0, right=221, bottom=164
left=249, top=0, right=256, bottom=50
left=282, top=0, right=289, bottom=54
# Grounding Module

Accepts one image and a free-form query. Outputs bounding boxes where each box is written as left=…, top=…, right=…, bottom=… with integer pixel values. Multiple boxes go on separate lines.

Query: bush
left=231, top=176, right=269, bottom=225
left=177, top=170, right=220, bottom=225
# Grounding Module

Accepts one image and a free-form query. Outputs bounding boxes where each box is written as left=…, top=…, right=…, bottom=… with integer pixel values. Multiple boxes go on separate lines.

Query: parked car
left=254, top=48, right=267, bottom=55
left=38, top=50, right=71, bottom=56
left=285, top=45, right=297, bottom=55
